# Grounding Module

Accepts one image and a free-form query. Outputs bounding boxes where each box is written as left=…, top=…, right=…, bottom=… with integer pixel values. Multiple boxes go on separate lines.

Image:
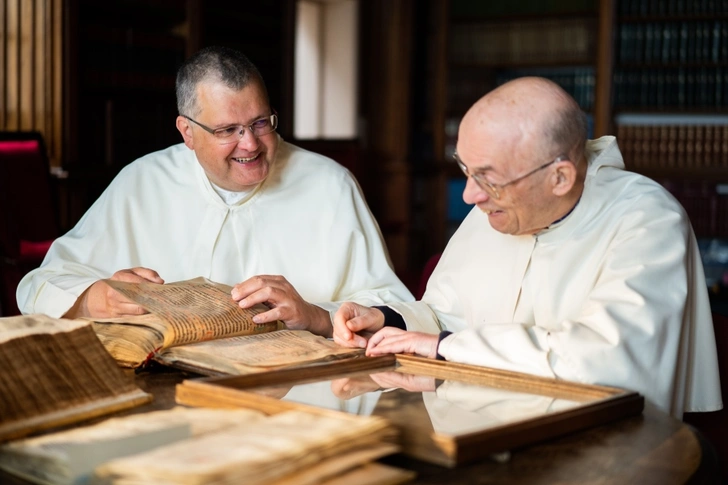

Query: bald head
left=456, top=77, right=588, bottom=236
left=461, top=77, right=587, bottom=165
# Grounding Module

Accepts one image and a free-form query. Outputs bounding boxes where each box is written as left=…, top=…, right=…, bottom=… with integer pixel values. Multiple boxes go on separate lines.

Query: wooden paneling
left=594, top=0, right=616, bottom=137
left=0, top=0, right=63, bottom=167
left=360, top=0, right=414, bottom=276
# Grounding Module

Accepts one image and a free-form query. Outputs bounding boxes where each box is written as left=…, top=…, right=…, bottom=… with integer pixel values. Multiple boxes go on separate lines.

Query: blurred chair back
left=416, top=253, right=442, bottom=300
left=0, top=131, right=59, bottom=316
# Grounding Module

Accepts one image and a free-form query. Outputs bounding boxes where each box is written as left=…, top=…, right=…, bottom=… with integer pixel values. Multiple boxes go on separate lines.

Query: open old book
left=92, top=277, right=364, bottom=375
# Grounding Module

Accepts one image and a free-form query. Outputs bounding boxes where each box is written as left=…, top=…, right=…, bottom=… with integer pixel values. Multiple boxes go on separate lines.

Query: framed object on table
left=176, top=354, right=644, bottom=467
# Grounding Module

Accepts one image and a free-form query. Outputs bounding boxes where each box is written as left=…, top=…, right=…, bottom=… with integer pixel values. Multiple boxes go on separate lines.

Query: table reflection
left=251, top=369, right=582, bottom=436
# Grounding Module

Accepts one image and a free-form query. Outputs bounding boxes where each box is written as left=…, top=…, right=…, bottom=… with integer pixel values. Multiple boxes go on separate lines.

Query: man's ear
left=551, top=160, right=577, bottom=196
left=176, top=116, right=195, bottom=150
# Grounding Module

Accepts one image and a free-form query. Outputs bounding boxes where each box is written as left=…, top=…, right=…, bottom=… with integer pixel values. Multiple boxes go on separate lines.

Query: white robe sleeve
left=309, top=171, right=414, bottom=312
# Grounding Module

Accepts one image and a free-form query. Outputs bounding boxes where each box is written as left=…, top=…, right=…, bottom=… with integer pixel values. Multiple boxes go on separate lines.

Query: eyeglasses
left=183, top=114, right=278, bottom=144
left=454, top=152, right=568, bottom=200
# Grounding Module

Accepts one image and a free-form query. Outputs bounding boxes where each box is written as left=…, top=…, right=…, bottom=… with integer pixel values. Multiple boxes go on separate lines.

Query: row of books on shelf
left=613, top=67, right=727, bottom=107
left=660, top=179, right=728, bottom=238
left=616, top=122, right=728, bottom=171
left=619, top=0, right=728, bottom=16
left=446, top=68, right=594, bottom=125
left=450, top=0, right=596, bottom=18
left=618, top=21, right=727, bottom=64
left=448, top=18, right=595, bottom=65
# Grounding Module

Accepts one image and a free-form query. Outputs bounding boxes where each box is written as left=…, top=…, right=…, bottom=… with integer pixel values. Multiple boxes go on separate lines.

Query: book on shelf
left=448, top=17, right=595, bottom=66
left=616, top=122, right=728, bottom=172
left=616, top=120, right=728, bottom=239
left=0, top=406, right=410, bottom=485
left=92, top=277, right=364, bottom=375
left=0, top=314, right=151, bottom=443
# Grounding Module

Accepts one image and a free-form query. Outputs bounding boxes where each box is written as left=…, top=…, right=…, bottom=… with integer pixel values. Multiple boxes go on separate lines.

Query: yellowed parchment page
left=104, top=277, right=278, bottom=349
left=159, top=330, right=365, bottom=375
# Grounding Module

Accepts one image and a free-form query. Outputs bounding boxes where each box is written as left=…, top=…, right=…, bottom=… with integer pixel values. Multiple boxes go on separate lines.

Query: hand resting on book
left=232, top=274, right=333, bottom=338
left=64, top=267, right=165, bottom=319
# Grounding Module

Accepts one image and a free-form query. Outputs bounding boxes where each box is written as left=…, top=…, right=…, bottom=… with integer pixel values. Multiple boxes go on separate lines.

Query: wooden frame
left=175, top=354, right=644, bottom=467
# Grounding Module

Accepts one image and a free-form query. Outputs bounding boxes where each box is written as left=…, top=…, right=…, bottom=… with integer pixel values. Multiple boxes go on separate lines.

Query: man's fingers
left=333, top=327, right=367, bottom=348
left=235, top=283, right=293, bottom=310
left=114, top=302, right=148, bottom=316
left=105, top=289, right=148, bottom=317
left=333, top=305, right=357, bottom=339
left=366, top=327, right=407, bottom=355
left=365, top=327, right=393, bottom=351
left=237, top=288, right=273, bottom=309
left=232, top=275, right=287, bottom=301
left=129, top=267, right=164, bottom=283
left=251, top=307, right=283, bottom=325
left=110, top=267, right=164, bottom=284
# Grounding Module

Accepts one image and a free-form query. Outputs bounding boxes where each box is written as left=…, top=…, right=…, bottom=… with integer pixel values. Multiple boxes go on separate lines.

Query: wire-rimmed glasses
left=454, top=152, right=568, bottom=200
left=183, top=114, right=278, bottom=145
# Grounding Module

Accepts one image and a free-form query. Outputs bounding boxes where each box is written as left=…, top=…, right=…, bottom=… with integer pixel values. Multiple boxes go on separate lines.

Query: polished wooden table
left=1, top=367, right=720, bottom=484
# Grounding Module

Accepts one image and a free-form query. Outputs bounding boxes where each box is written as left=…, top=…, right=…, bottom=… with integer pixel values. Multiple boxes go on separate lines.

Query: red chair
left=0, top=132, right=59, bottom=316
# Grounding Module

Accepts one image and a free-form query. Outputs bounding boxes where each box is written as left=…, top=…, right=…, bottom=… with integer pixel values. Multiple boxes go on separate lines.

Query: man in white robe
left=332, top=77, right=722, bottom=418
left=17, top=46, right=413, bottom=337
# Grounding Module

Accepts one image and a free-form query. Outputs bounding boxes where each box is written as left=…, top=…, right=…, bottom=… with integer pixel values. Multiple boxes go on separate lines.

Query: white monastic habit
left=387, top=136, right=722, bottom=418
left=18, top=138, right=413, bottom=318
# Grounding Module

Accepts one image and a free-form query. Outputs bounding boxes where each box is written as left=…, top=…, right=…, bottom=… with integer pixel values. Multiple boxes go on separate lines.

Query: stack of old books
left=0, top=406, right=410, bottom=485
left=0, top=312, right=412, bottom=485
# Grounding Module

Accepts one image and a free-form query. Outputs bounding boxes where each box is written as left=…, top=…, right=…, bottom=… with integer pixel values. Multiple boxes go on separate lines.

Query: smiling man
left=333, top=77, right=722, bottom=419
left=17, top=46, right=413, bottom=337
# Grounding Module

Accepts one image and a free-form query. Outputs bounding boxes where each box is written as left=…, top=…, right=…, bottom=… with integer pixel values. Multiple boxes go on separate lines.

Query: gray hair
left=176, top=46, right=267, bottom=117
left=545, top=98, right=588, bottom=163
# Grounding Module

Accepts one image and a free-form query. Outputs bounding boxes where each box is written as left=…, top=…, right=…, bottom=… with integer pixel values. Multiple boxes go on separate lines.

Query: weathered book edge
left=0, top=390, right=152, bottom=442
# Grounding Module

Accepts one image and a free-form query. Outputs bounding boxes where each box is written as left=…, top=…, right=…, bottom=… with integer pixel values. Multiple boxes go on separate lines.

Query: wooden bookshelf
left=410, top=0, right=606, bottom=269
left=612, top=0, right=728, bottom=241
left=410, top=0, right=728, bottom=266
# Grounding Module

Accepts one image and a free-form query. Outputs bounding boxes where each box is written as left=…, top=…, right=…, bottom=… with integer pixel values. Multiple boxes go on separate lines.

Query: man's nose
left=462, top=176, right=489, bottom=205
left=236, top=127, right=259, bottom=150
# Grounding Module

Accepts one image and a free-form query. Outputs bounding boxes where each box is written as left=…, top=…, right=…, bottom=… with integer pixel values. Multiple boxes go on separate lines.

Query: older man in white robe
left=333, top=77, right=722, bottom=418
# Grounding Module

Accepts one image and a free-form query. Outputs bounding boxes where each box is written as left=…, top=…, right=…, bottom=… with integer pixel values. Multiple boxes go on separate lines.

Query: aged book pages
left=91, top=410, right=397, bottom=485
left=0, top=407, right=266, bottom=485
left=91, top=277, right=280, bottom=367
left=92, top=277, right=364, bottom=374
left=0, top=314, right=151, bottom=442
left=268, top=445, right=410, bottom=485
left=156, top=330, right=366, bottom=375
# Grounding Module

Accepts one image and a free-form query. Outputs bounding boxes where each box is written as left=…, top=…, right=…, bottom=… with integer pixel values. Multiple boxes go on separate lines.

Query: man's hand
left=366, top=327, right=439, bottom=359
left=64, top=267, right=164, bottom=319
left=330, top=376, right=381, bottom=400
left=332, top=302, right=386, bottom=349
left=231, top=275, right=331, bottom=337
left=369, top=371, right=437, bottom=392
left=330, top=371, right=437, bottom=399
